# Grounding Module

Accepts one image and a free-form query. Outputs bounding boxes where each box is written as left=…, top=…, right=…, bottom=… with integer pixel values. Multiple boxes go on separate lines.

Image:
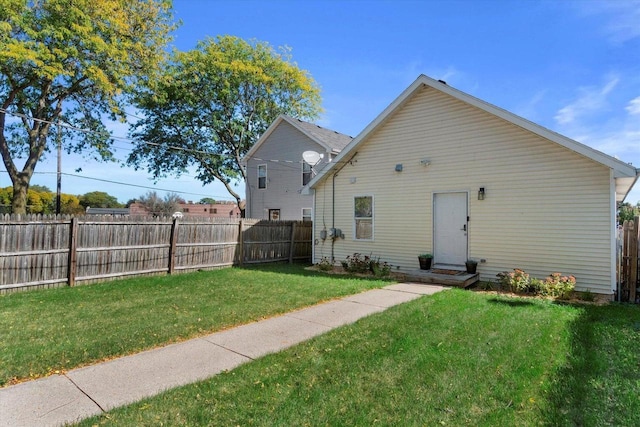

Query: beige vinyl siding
left=246, top=121, right=327, bottom=220
left=313, top=85, right=613, bottom=294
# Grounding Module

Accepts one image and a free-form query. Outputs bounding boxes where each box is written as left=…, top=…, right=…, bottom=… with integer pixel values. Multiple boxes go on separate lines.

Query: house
left=178, top=201, right=241, bottom=218
left=243, top=115, right=352, bottom=220
left=306, top=75, right=639, bottom=296
left=127, top=201, right=242, bottom=218
left=85, top=207, right=130, bottom=216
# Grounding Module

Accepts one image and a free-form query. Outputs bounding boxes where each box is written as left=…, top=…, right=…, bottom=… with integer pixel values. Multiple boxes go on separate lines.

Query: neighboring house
left=179, top=201, right=241, bottom=218
left=243, top=115, right=352, bottom=220
left=127, top=201, right=242, bottom=218
left=306, top=75, right=639, bottom=296
left=85, top=207, right=130, bottom=216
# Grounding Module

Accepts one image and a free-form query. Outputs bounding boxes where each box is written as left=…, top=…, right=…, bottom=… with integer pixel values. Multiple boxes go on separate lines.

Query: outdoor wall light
left=395, top=164, right=403, bottom=172
left=478, top=187, right=486, bottom=200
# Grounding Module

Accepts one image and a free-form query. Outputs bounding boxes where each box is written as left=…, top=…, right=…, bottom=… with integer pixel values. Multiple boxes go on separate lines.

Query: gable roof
left=308, top=74, right=639, bottom=202
left=243, top=115, right=352, bottom=162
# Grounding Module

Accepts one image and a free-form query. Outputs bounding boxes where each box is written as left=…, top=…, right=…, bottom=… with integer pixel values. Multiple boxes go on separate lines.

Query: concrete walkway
left=0, top=283, right=447, bottom=427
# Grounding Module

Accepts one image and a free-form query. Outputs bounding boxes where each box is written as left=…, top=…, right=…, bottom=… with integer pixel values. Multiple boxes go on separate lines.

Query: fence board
left=0, top=215, right=311, bottom=293
left=618, top=217, right=640, bottom=302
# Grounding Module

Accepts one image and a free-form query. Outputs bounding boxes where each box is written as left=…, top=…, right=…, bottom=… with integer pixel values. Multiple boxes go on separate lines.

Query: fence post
left=168, top=218, right=179, bottom=274
left=288, top=222, right=297, bottom=264
left=68, top=217, right=78, bottom=286
left=237, top=220, right=244, bottom=266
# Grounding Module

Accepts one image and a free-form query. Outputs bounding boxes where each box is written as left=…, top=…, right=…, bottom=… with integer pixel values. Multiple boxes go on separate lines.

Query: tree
left=127, top=35, right=321, bottom=216
left=0, top=0, right=175, bottom=214
left=618, top=202, right=640, bottom=224
left=79, top=191, right=122, bottom=209
left=137, top=190, right=182, bottom=216
left=199, top=197, right=217, bottom=205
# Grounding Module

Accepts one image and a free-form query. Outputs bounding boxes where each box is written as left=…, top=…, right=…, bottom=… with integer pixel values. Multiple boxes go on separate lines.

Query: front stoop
left=406, top=269, right=479, bottom=288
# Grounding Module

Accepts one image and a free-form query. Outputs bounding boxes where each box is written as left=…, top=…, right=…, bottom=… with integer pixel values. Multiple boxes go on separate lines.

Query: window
left=183, top=208, right=189, bottom=213
left=302, top=161, right=312, bottom=186
left=269, top=209, right=280, bottom=220
left=213, top=208, right=217, bottom=214
left=302, top=208, right=312, bottom=222
left=258, top=164, right=267, bottom=189
left=354, top=196, right=373, bottom=240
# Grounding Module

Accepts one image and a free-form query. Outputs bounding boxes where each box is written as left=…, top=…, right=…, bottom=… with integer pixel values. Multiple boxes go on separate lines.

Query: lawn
left=0, top=263, right=393, bottom=386
left=77, top=290, right=640, bottom=426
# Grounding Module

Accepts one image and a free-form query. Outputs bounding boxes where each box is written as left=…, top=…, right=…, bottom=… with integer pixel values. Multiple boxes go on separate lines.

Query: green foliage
left=618, top=202, right=640, bottom=224
left=419, top=253, right=433, bottom=258
left=127, top=35, right=322, bottom=208
left=341, top=253, right=391, bottom=277
left=79, top=191, right=122, bottom=209
left=497, top=269, right=576, bottom=298
left=497, top=268, right=531, bottom=293
left=199, top=197, right=217, bottom=205
left=540, top=273, right=576, bottom=299
left=317, top=257, right=334, bottom=271
left=0, top=0, right=175, bottom=213
left=0, top=185, right=82, bottom=214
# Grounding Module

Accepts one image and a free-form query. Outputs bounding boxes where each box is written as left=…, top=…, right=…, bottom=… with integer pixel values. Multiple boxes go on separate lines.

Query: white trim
left=302, top=207, right=312, bottom=222
left=353, top=194, right=374, bottom=241
left=257, top=164, right=267, bottom=189
left=432, top=191, right=469, bottom=265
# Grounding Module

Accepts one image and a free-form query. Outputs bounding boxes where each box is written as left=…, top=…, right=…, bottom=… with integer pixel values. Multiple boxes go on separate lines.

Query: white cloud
left=626, top=96, right=640, bottom=115
left=554, top=75, right=619, bottom=125
left=575, top=0, right=640, bottom=43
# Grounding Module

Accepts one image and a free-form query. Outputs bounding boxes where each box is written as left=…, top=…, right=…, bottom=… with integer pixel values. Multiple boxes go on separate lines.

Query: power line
left=0, top=107, right=349, bottom=166
left=0, top=170, right=237, bottom=200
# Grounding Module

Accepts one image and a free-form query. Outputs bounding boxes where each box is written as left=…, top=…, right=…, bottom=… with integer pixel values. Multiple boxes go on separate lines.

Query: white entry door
left=433, top=192, right=468, bottom=266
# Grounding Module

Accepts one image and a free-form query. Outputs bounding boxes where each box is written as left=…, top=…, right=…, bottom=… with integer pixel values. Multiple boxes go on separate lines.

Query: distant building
left=85, top=207, right=130, bottom=216
left=126, top=201, right=242, bottom=218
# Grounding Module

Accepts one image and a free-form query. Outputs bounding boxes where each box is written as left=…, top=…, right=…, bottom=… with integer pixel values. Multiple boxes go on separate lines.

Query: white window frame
left=354, top=195, right=374, bottom=241
left=269, top=209, right=280, bottom=221
left=302, top=208, right=312, bottom=222
left=302, top=161, right=312, bottom=186
left=258, top=164, right=267, bottom=189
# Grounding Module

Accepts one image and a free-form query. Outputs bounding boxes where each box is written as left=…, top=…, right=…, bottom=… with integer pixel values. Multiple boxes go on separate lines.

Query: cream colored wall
left=313, top=85, right=614, bottom=294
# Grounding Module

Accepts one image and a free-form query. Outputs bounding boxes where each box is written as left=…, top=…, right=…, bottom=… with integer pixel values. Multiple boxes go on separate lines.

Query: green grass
left=0, top=263, right=393, bottom=386
left=77, top=290, right=640, bottom=426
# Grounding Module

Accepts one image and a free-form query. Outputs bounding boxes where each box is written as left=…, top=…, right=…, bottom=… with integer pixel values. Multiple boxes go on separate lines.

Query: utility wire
left=0, top=107, right=350, bottom=166
left=0, top=170, right=236, bottom=200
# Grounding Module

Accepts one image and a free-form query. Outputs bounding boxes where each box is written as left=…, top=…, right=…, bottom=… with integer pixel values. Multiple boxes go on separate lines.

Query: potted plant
left=418, top=253, right=433, bottom=270
left=465, top=259, right=478, bottom=274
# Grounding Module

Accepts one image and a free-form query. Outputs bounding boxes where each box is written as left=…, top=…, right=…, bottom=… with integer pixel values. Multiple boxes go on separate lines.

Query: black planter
left=465, top=262, right=477, bottom=274
left=418, top=256, right=432, bottom=270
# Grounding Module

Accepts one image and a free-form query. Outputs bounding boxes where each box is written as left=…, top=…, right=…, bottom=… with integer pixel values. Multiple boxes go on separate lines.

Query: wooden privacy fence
left=618, top=216, right=639, bottom=303
left=0, top=215, right=312, bottom=294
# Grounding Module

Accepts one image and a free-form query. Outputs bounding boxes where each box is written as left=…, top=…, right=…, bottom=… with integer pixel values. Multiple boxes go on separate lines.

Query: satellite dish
left=302, top=150, right=322, bottom=166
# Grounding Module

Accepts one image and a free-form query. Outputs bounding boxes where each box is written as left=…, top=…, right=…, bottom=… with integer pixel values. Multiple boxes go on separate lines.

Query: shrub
left=341, top=253, right=391, bottom=277
left=317, top=257, right=334, bottom=272
left=540, top=273, right=576, bottom=299
left=370, top=259, right=391, bottom=277
left=497, top=269, right=576, bottom=299
left=497, top=269, right=531, bottom=293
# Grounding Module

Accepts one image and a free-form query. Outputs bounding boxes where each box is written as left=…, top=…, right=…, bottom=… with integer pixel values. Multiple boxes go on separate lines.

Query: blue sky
left=3, top=0, right=639, bottom=204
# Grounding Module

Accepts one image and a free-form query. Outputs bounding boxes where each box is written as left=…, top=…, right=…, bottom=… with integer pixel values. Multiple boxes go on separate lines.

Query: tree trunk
left=11, top=174, right=30, bottom=214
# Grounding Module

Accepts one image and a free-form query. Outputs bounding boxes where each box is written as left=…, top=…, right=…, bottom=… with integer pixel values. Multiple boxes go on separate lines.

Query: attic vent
left=438, top=79, right=447, bottom=85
